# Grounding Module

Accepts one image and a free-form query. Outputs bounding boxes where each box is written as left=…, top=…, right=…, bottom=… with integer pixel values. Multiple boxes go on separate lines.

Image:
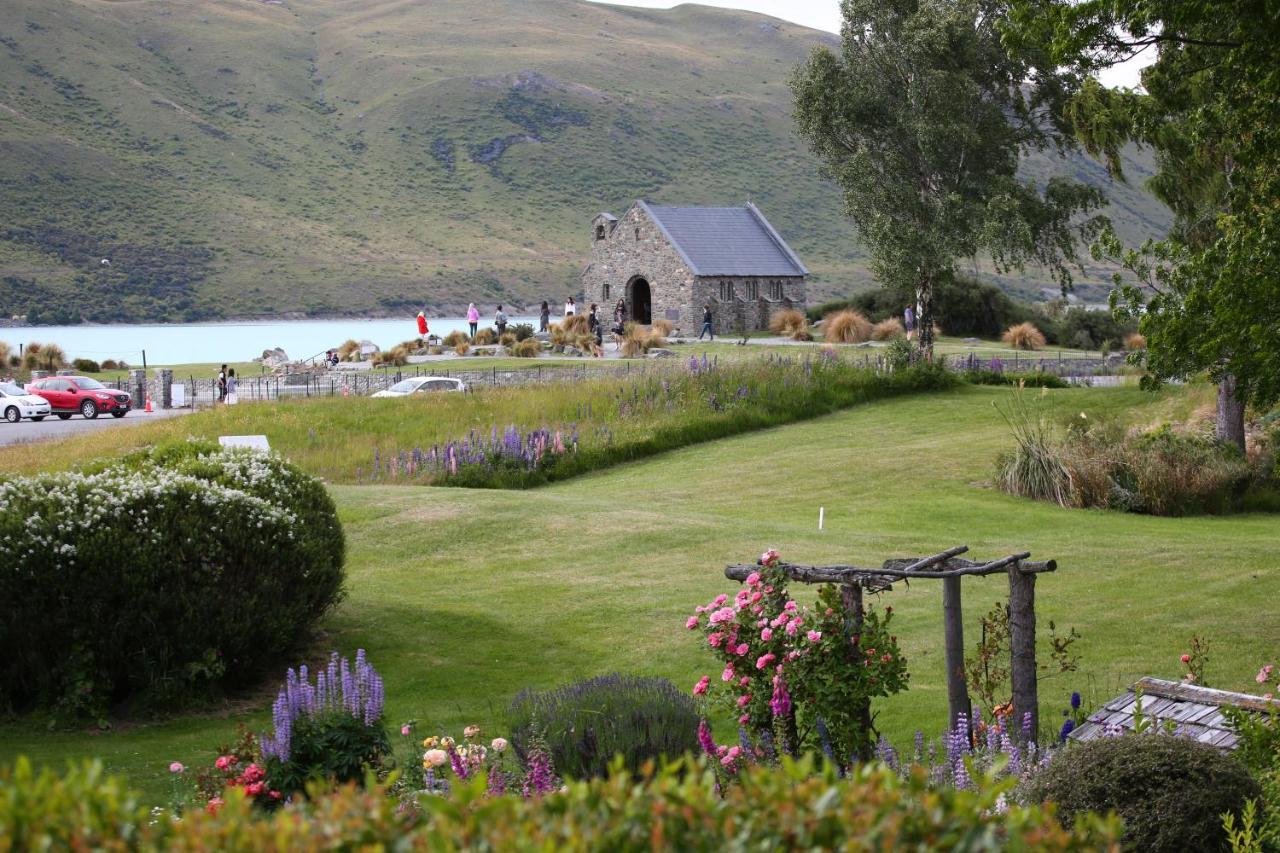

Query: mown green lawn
left=2, top=382, right=1275, bottom=805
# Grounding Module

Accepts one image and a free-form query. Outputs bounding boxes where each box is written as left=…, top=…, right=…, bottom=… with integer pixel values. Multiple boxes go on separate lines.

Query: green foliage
left=0, top=441, right=345, bottom=721
left=70, top=358, right=100, bottom=373
left=267, top=712, right=391, bottom=797
left=0, top=755, right=1122, bottom=849
left=1023, top=735, right=1260, bottom=853
left=511, top=338, right=540, bottom=357
left=965, top=370, right=1068, bottom=389
left=511, top=323, right=535, bottom=342
left=995, top=387, right=1072, bottom=506
left=791, top=0, right=1104, bottom=354
left=506, top=674, right=699, bottom=780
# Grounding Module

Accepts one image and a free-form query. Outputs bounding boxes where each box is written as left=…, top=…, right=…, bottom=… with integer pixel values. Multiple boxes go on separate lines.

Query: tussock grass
left=454, top=341, right=471, bottom=356
left=1001, top=322, right=1047, bottom=351
left=21, top=342, right=67, bottom=373
left=442, top=330, right=469, bottom=347
left=1124, top=332, right=1147, bottom=351
left=651, top=318, right=674, bottom=336
left=768, top=309, right=806, bottom=335
left=512, top=339, right=540, bottom=358
left=872, top=318, right=905, bottom=341
left=336, top=340, right=361, bottom=361
left=473, top=328, right=498, bottom=346
left=561, top=315, right=590, bottom=336
left=823, top=310, right=873, bottom=343
left=789, top=325, right=814, bottom=341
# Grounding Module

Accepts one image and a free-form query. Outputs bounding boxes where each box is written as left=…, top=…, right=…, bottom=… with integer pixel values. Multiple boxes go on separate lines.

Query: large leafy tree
left=791, top=0, right=1104, bottom=356
left=1005, top=0, right=1280, bottom=448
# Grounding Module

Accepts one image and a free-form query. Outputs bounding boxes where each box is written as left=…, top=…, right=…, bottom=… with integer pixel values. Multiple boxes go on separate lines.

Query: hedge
left=0, top=756, right=1121, bottom=851
left=0, top=441, right=345, bottom=720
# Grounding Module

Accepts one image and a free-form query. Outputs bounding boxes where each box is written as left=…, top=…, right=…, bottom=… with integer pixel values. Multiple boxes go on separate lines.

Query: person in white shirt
left=564, top=296, right=576, bottom=316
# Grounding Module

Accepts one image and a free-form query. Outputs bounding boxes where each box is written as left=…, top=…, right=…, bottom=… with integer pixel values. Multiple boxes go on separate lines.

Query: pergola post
left=841, top=582, right=875, bottom=762
left=942, top=576, right=972, bottom=731
left=1006, top=561, right=1039, bottom=741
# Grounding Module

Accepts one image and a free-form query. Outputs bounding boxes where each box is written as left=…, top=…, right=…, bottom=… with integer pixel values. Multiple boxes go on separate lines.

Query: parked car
left=371, top=376, right=467, bottom=398
left=25, top=376, right=131, bottom=419
left=0, top=381, right=52, bottom=422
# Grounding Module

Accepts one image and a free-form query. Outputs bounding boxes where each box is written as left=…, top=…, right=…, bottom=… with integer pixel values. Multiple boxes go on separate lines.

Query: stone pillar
left=129, top=369, right=147, bottom=408
left=157, top=369, right=173, bottom=409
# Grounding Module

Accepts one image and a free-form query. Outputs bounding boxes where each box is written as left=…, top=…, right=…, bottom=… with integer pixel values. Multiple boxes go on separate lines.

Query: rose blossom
left=1180, top=654, right=1191, bottom=664
left=738, top=676, right=749, bottom=686
left=401, top=725, right=412, bottom=737
left=736, top=694, right=751, bottom=708
left=745, top=572, right=761, bottom=586
left=807, top=630, right=821, bottom=643
left=722, top=664, right=735, bottom=682
left=1257, top=664, right=1275, bottom=684
left=168, top=762, right=184, bottom=774
left=735, top=643, right=749, bottom=656
left=693, top=676, right=710, bottom=696
left=739, top=713, right=750, bottom=724
left=423, top=749, right=449, bottom=768
left=761, top=628, right=773, bottom=641
left=756, top=653, right=776, bottom=670
left=464, top=725, right=480, bottom=739
left=491, top=738, right=509, bottom=753
left=686, top=616, right=699, bottom=630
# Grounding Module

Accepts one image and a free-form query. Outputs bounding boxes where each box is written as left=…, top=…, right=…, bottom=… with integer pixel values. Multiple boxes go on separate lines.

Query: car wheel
left=3, top=407, right=18, bottom=424
left=80, top=400, right=98, bottom=419
left=111, top=411, right=126, bottom=418
left=57, top=413, right=72, bottom=420
left=30, top=416, right=45, bottom=421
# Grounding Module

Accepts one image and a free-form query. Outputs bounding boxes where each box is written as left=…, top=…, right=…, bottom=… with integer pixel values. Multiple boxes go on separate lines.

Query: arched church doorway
left=629, top=277, right=652, bottom=324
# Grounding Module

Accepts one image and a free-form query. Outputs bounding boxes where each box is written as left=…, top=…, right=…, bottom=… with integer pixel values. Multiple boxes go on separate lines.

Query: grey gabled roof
left=637, top=200, right=808, bottom=277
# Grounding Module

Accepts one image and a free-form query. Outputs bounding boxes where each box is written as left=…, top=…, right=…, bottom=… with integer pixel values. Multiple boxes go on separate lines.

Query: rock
left=564, top=346, right=582, bottom=357
left=260, top=347, right=290, bottom=368
left=647, top=348, right=675, bottom=358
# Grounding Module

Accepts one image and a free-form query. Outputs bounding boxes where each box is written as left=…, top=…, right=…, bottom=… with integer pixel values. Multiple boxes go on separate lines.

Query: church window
left=595, top=225, right=605, bottom=240
left=748, top=280, right=760, bottom=300
left=719, top=280, right=733, bottom=301
left=770, top=280, right=784, bottom=300
left=603, top=282, right=610, bottom=301
left=634, top=228, right=641, bottom=241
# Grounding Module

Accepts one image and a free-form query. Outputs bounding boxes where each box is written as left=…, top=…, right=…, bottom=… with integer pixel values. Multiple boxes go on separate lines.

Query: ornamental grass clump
left=442, top=330, right=468, bottom=347
left=871, top=318, right=906, bottom=340
left=1002, top=322, right=1047, bottom=351
left=506, top=674, right=699, bottom=780
left=651, top=318, right=674, bottom=336
left=512, top=338, right=540, bottom=357
left=473, top=327, right=497, bottom=345
left=822, top=309, right=873, bottom=343
left=0, top=440, right=344, bottom=722
left=1123, top=332, right=1147, bottom=350
left=768, top=308, right=806, bottom=335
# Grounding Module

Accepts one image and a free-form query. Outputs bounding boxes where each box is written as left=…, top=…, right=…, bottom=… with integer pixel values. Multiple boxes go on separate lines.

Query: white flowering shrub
left=0, top=441, right=345, bottom=722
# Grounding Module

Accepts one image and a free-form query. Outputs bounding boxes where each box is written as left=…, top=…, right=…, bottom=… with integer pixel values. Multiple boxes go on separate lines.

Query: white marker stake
left=819, top=506, right=825, bottom=531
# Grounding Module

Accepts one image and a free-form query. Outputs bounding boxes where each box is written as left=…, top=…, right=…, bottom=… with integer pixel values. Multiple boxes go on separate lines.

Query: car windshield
left=0, top=382, right=24, bottom=396
left=74, top=378, right=106, bottom=390
left=388, top=380, right=418, bottom=393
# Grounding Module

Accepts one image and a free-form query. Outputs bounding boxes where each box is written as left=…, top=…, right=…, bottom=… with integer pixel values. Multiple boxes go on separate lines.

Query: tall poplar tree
left=791, top=0, right=1103, bottom=356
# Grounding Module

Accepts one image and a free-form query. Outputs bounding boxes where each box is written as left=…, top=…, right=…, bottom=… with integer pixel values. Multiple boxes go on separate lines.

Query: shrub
left=373, top=347, right=408, bottom=367
left=823, top=310, right=873, bottom=343
left=1125, top=427, right=1252, bottom=516
left=1056, top=307, right=1133, bottom=351
left=966, top=370, right=1068, bottom=389
left=473, top=327, right=497, bottom=345
left=0, top=341, right=8, bottom=368
left=1002, top=322, right=1047, bottom=351
left=0, top=756, right=1122, bottom=849
left=499, top=331, right=517, bottom=347
left=1022, top=735, right=1260, bottom=853
left=100, top=358, right=120, bottom=371
left=994, top=388, right=1071, bottom=506
left=512, top=323, right=535, bottom=342
left=454, top=341, right=471, bottom=356
left=885, top=336, right=915, bottom=370
left=790, top=324, right=814, bottom=341
left=620, top=323, right=663, bottom=358
left=769, top=308, right=807, bottom=334
left=507, top=674, right=698, bottom=780
left=512, top=338, right=540, bottom=358
left=651, top=318, right=674, bottom=336
left=1124, top=332, right=1147, bottom=350
left=442, top=330, right=468, bottom=347
left=0, top=441, right=345, bottom=720
left=71, top=358, right=100, bottom=373
left=872, top=318, right=905, bottom=341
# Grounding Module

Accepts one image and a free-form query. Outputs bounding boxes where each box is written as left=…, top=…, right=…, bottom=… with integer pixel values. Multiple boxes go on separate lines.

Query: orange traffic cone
left=145, top=396, right=153, bottom=413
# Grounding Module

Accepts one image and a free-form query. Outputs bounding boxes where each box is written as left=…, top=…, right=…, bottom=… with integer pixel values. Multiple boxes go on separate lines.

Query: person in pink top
left=466, top=303, right=479, bottom=338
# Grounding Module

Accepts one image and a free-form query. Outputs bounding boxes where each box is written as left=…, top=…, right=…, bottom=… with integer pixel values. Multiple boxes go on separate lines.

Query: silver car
left=0, top=381, right=52, bottom=422
left=370, top=376, right=467, bottom=398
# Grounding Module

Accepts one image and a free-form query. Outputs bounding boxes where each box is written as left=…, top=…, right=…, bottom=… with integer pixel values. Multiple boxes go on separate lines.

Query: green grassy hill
left=0, top=0, right=1170, bottom=322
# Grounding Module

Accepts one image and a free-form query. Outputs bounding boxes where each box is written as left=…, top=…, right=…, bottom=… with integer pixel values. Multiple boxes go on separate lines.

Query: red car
left=26, top=376, right=132, bottom=420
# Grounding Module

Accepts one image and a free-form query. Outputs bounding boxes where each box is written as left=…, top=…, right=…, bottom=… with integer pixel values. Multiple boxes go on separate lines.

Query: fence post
left=839, top=581, right=876, bottom=761
left=942, top=576, right=972, bottom=730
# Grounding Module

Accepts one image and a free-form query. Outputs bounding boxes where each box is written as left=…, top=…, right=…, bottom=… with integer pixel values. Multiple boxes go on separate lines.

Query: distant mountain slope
left=0, top=0, right=1169, bottom=322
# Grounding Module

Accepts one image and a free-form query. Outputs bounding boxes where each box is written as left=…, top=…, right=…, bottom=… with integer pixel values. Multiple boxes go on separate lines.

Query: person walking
left=698, top=305, right=714, bottom=341
left=564, top=296, right=576, bottom=317
left=539, top=301, right=550, bottom=333
left=216, top=364, right=227, bottom=402
left=904, top=305, right=916, bottom=340
left=416, top=310, right=428, bottom=337
left=466, top=303, right=479, bottom=338
left=612, top=299, right=627, bottom=349
left=494, top=304, right=508, bottom=338
left=225, top=368, right=239, bottom=405
left=588, top=303, right=600, bottom=335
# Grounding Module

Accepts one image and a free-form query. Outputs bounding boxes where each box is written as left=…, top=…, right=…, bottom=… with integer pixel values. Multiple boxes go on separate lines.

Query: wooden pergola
left=726, top=545, right=1058, bottom=743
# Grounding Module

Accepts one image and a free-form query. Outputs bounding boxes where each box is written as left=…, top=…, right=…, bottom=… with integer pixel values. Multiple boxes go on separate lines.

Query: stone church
left=580, top=201, right=807, bottom=335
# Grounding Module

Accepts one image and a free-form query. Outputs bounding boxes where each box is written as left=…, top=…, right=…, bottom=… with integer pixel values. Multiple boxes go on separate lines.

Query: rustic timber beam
left=724, top=555, right=1056, bottom=584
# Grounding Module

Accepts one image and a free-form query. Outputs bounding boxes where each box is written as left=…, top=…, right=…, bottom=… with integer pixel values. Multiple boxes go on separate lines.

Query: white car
left=371, top=376, right=467, bottom=398
left=0, top=381, right=52, bottom=422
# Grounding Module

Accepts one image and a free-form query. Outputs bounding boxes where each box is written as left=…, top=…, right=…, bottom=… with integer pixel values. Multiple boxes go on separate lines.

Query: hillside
left=0, top=0, right=1170, bottom=322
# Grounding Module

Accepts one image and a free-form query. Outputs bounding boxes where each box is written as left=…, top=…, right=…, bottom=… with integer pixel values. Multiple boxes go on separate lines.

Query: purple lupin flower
left=697, top=718, right=717, bottom=758
left=486, top=763, right=506, bottom=797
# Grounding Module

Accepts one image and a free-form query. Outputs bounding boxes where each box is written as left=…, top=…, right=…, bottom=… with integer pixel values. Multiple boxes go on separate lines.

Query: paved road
left=0, top=407, right=192, bottom=448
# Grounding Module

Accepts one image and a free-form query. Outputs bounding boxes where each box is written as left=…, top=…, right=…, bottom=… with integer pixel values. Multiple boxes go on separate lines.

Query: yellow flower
left=422, top=736, right=438, bottom=749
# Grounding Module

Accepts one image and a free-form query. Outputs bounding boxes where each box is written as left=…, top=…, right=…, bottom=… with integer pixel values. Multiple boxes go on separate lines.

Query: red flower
left=1180, top=654, right=1191, bottom=664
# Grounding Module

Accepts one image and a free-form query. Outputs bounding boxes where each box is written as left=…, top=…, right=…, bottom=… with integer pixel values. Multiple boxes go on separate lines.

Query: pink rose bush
left=687, top=556, right=908, bottom=773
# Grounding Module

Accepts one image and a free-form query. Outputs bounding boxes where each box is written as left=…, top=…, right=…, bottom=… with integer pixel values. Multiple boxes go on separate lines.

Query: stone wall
left=693, top=276, right=807, bottom=336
